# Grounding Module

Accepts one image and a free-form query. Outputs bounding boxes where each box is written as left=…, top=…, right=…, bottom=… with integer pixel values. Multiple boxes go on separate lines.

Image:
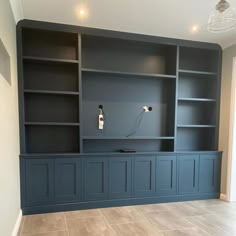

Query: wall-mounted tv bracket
left=98, top=105, right=104, bottom=129
left=143, top=106, right=152, bottom=112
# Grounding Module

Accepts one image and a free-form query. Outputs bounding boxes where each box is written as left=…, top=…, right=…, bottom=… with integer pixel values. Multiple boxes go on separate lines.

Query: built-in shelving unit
left=18, top=24, right=221, bottom=154
left=17, top=20, right=222, bottom=215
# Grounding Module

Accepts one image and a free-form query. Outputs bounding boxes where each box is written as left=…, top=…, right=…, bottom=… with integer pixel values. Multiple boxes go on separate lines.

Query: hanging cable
left=126, top=111, right=145, bottom=137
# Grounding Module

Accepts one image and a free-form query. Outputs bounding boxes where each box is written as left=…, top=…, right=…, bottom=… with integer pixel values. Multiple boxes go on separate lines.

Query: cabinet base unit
left=20, top=152, right=222, bottom=215
left=17, top=20, right=222, bottom=215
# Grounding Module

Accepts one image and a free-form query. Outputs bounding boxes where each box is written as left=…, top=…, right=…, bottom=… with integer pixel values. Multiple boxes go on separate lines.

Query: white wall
left=0, top=0, right=21, bottom=235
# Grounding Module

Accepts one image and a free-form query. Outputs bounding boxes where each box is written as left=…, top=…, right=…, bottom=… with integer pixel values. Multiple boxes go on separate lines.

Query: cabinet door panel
left=84, top=158, right=108, bottom=201
left=133, top=156, right=155, bottom=197
left=179, top=155, right=199, bottom=194
left=109, top=157, right=132, bottom=199
left=25, top=159, right=54, bottom=206
left=156, top=156, right=177, bottom=195
left=55, top=158, right=82, bottom=202
left=199, top=154, right=221, bottom=193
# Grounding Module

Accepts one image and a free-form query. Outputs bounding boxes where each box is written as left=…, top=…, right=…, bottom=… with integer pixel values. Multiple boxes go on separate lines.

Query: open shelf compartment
left=82, top=35, right=177, bottom=75
left=82, top=72, right=175, bottom=138
left=25, top=93, right=79, bottom=123
left=25, top=126, right=80, bottom=153
left=178, top=73, right=217, bottom=100
left=177, top=100, right=216, bottom=126
left=83, top=139, right=174, bottom=153
left=22, top=28, right=78, bottom=60
left=179, top=46, right=218, bottom=73
left=23, top=60, right=79, bottom=92
left=176, top=127, right=216, bottom=151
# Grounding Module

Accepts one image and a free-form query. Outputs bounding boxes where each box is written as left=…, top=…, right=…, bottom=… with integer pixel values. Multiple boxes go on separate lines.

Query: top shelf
left=23, top=56, right=79, bottom=64
left=22, top=28, right=79, bottom=61
left=82, top=68, right=176, bottom=79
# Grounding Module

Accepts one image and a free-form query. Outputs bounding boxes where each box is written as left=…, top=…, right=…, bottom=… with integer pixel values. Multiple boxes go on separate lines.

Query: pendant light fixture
left=208, top=0, right=236, bottom=32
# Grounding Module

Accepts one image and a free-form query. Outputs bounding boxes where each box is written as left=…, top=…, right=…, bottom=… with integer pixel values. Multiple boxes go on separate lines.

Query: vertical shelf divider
left=174, top=46, right=180, bottom=151
left=215, top=50, right=222, bottom=150
left=78, top=34, right=83, bottom=153
left=17, top=25, right=26, bottom=153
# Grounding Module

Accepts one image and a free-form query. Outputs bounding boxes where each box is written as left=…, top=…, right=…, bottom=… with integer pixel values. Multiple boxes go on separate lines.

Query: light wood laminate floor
left=18, top=199, right=236, bottom=236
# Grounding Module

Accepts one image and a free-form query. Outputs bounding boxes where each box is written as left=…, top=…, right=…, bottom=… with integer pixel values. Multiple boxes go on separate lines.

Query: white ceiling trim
left=9, top=0, right=24, bottom=23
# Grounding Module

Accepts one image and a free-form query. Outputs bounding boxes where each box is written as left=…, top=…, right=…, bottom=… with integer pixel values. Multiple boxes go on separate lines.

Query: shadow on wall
left=0, top=38, right=11, bottom=85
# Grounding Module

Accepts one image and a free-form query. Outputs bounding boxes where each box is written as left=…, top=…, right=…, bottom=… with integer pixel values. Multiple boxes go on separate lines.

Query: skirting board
left=11, top=210, right=22, bottom=236
left=220, top=193, right=228, bottom=202
left=22, top=193, right=220, bottom=215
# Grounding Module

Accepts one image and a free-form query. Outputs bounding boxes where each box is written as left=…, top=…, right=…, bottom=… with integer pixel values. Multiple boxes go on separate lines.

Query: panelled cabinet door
left=199, top=154, right=221, bottom=193
left=84, top=157, right=108, bottom=201
left=25, top=159, right=54, bottom=206
left=133, top=156, right=155, bottom=197
left=156, top=156, right=177, bottom=195
left=55, top=158, right=82, bottom=202
left=178, top=155, right=199, bottom=194
left=109, top=157, right=132, bottom=199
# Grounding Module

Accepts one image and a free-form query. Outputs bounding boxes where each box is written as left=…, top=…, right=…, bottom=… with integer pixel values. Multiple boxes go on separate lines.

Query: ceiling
left=15, top=0, right=236, bottom=48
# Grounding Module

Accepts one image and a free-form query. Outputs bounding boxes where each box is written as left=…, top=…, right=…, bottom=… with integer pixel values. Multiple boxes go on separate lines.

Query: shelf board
left=178, top=98, right=216, bottom=102
left=178, top=69, right=217, bottom=77
left=24, top=89, right=79, bottom=96
left=82, top=136, right=175, bottom=140
left=20, top=150, right=221, bottom=157
left=176, top=149, right=217, bottom=152
left=25, top=122, right=80, bottom=126
left=23, top=56, right=79, bottom=64
left=177, top=125, right=216, bottom=128
left=82, top=68, right=176, bottom=79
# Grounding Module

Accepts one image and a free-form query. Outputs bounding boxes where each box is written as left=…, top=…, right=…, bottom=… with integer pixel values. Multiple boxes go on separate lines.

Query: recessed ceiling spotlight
left=79, top=9, right=85, bottom=15
left=191, top=25, right=200, bottom=33
left=76, top=5, right=88, bottom=19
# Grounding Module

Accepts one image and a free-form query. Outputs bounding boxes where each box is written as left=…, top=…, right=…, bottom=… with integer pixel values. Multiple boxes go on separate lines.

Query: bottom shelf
left=176, top=127, right=216, bottom=151
left=83, top=139, right=174, bottom=153
left=26, top=126, right=80, bottom=153
left=24, top=126, right=216, bottom=153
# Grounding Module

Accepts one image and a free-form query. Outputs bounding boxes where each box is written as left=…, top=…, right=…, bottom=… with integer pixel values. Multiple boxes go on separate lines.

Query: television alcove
left=17, top=20, right=222, bottom=215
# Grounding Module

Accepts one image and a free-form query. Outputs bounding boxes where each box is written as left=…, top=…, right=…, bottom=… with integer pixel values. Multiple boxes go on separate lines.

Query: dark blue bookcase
left=17, top=20, right=222, bottom=215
